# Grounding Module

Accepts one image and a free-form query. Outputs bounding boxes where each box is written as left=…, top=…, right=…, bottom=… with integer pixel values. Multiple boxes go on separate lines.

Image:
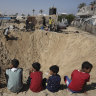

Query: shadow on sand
left=20, top=84, right=29, bottom=92
left=60, top=84, right=67, bottom=90
left=7, top=36, right=18, bottom=41
left=0, top=83, right=6, bottom=88
left=86, top=83, right=96, bottom=91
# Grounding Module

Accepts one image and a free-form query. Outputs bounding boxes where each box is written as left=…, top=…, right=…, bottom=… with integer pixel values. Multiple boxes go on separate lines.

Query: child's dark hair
left=82, top=61, right=93, bottom=69
left=32, top=62, right=41, bottom=71
left=11, top=59, right=19, bottom=68
left=50, top=65, right=59, bottom=74
left=49, top=17, right=51, bottom=19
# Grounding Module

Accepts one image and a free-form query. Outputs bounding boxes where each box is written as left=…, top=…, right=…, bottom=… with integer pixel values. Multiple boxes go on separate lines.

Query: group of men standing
left=26, top=16, right=55, bottom=31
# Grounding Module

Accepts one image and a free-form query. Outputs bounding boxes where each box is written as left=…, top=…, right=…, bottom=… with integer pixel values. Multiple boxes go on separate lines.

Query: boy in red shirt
left=28, top=62, right=43, bottom=92
left=64, top=61, right=93, bottom=93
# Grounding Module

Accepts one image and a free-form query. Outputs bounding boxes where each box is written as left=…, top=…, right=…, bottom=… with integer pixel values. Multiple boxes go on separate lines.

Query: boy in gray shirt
left=5, top=59, right=23, bottom=93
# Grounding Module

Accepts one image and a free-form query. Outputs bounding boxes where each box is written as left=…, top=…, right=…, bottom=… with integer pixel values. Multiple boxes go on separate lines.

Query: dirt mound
left=0, top=27, right=96, bottom=96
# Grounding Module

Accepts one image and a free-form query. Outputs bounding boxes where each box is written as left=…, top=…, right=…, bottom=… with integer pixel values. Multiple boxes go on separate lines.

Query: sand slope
left=0, top=27, right=96, bottom=96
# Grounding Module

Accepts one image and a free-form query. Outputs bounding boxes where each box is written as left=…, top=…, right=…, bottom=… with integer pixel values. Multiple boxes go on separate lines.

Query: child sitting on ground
left=64, top=61, right=93, bottom=93
left=46, top=65, right=61, bottom=92
left=5, top=59, right=23, bottom=93
left=28, top=62, right=43, bottom=92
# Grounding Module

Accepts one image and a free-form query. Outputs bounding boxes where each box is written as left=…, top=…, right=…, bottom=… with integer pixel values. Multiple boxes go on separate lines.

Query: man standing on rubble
left=49, top=17, right=53, bottom=31
left=26, top=19, right=29, bottom=31
left=4, top=27, right=9, bottom=41
left=42, top=16, right=46, bottom=27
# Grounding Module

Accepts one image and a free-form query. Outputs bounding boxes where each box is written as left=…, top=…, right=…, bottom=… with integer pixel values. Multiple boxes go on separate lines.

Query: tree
left=15, top=13, right=18, bottom=16
left=78, top=3, right=86, bottom=9
left=58, top=14, right=75, bottom=25
left=32, top=9, right=35, bottom=16
left=65, top=14, right=75, bottom=25
left=58, top=14, right=66, bottom=22
left=90, top=0, right=96, bottom=5
left=28, top=14, right=30, bottom=16
left=21, top=13, right=25, bottom=17
left=39, top=9, right=43, bottom=15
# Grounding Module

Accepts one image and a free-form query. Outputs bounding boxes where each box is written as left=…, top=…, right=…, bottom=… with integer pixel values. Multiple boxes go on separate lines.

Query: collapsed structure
left=77, top=3, right=96, bottom=18
left=72, top=3, right=96, bottom=34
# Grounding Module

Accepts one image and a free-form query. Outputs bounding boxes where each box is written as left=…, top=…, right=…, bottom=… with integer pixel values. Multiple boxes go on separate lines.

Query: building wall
left=77, top=4, right=96, bottom=17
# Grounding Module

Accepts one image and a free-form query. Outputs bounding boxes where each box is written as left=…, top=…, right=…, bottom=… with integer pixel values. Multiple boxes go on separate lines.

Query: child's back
left=47, top=74, right=61, bottom=92
left=64, top=61, right=93, bottom=93
left=68, top=70, right=90, bottom=92
left=46, top=65, right=61, bottom=92
left=29, top=62, right=43, bottom=92
left=6, top=68, right=23, bottom=92
left=5, top=59, right=23, bottom=93
left=30, top=71, right=43, bottom=92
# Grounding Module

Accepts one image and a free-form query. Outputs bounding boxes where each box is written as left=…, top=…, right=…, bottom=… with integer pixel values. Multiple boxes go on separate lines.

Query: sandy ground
left=0, top=26, right=96, bottom=96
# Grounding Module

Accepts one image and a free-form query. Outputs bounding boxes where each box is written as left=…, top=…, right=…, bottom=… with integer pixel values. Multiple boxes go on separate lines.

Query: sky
left=0, top=0, right=94, bottom=15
